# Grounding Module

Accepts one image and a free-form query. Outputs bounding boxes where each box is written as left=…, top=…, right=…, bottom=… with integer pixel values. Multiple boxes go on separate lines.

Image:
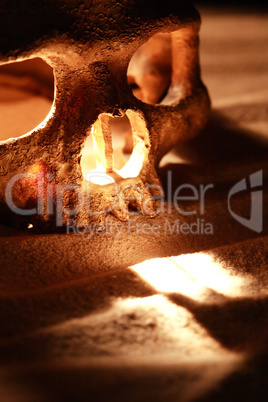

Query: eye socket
left=127, top=29, right=189, bottom=106
left=0, top=57, right=54, bottom=141
left=129, top=82, right=140, bottom=91
left=127, top=32, right=172, bottom=105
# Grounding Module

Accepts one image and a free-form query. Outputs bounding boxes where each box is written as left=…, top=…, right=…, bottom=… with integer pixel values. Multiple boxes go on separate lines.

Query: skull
left=0, top=0, right=210, bottom=231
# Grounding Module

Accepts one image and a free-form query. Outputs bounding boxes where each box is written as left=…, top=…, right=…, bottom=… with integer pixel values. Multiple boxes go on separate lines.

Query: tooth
left=89, top=213, right=106, bottom=232
left=112, top=203, right=129, bottom=221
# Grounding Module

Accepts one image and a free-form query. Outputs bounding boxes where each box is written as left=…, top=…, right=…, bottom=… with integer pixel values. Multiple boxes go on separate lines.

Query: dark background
left=194, top=0, right=268, bottom=10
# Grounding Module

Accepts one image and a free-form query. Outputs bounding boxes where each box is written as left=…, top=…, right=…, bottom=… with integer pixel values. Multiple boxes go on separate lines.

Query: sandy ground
left=0, top=9, right=268, bottom=402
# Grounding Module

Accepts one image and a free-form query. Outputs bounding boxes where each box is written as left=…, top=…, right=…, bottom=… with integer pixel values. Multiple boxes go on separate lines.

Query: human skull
left=0, top=0, right=210, bottom=231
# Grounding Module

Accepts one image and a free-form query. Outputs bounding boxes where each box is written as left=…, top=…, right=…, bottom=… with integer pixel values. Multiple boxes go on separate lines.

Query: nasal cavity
left=80, top=111, right=149, bottom=186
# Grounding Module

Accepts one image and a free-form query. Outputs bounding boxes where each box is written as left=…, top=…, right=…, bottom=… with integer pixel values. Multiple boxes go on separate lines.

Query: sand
left=0, top=9, right=267, bottom=402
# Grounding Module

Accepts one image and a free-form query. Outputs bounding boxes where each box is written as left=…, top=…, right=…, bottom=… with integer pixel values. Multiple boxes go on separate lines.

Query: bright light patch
left=116, top=138, right=146, bottom=179
left=172, top=253, right=246, bottom=297
left=131, top=257, right=205, bottom=298
left=85, top=169, right=115, bottom=186
left=130, top=252, right=248, bottom=300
